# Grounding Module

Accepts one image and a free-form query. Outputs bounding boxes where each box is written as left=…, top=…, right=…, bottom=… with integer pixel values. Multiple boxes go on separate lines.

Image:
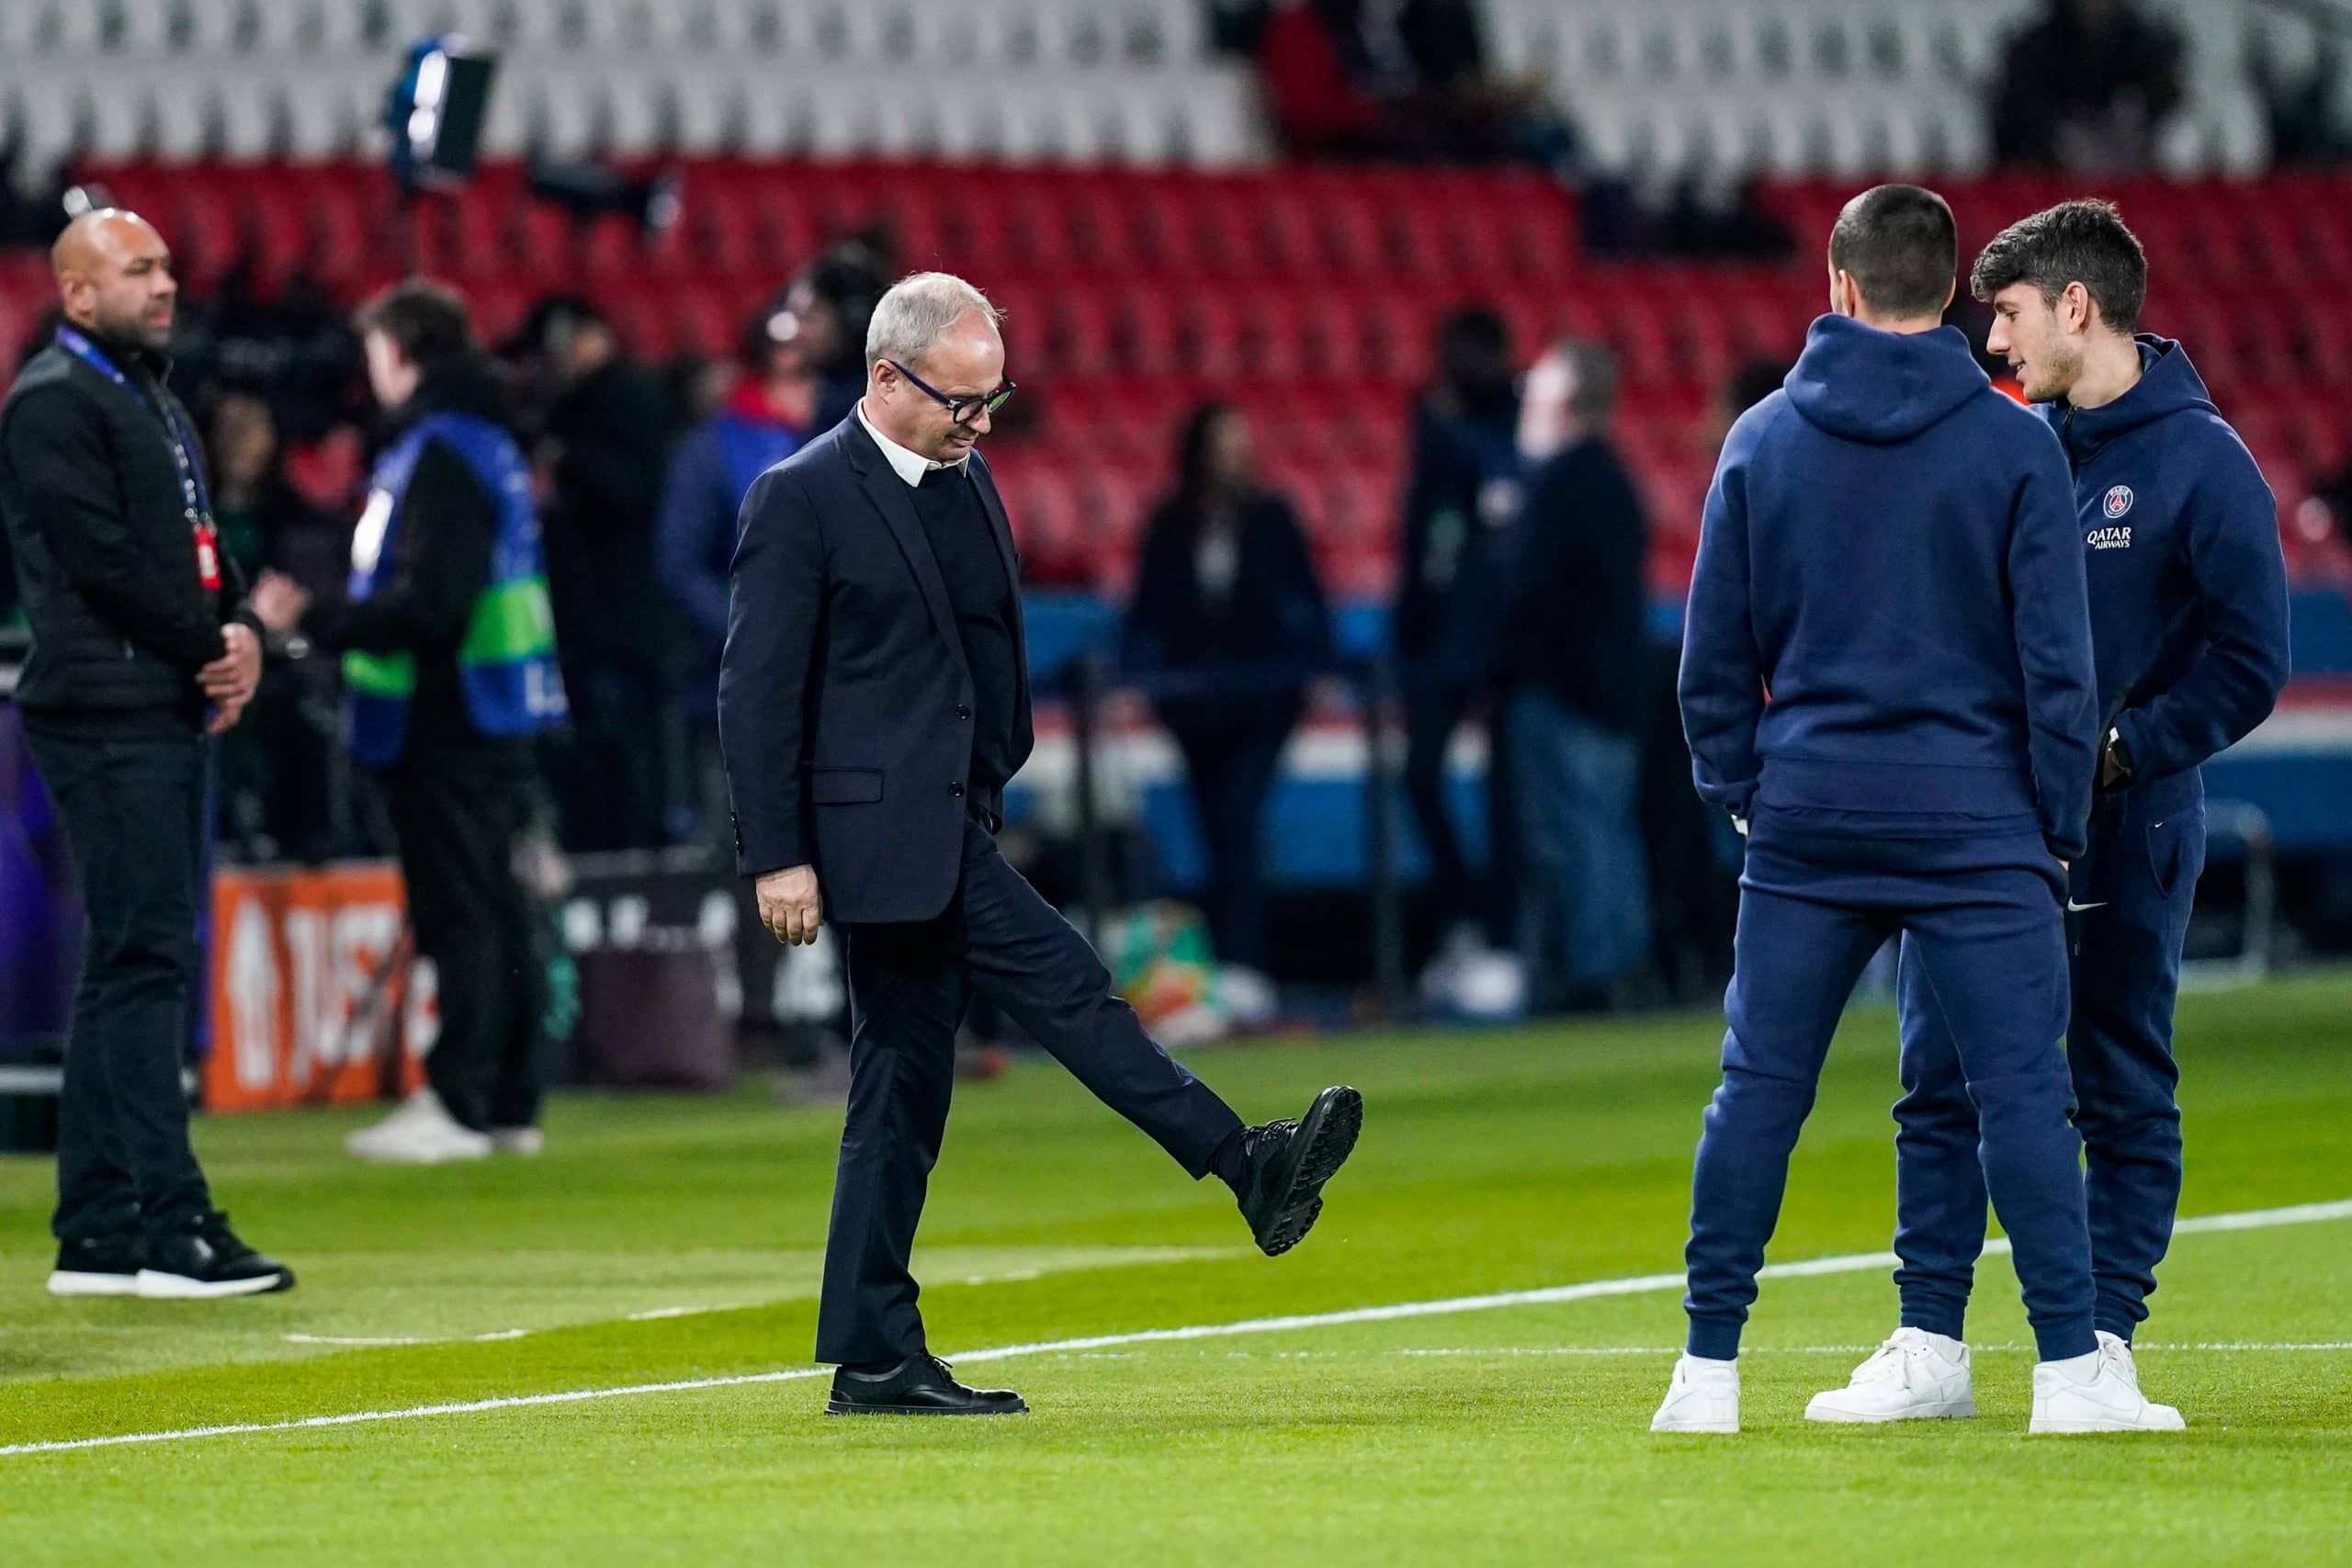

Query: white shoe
left=2095, top=1330, right=2143, bottom=1388
left=346, top=1090, right=494, bottom=1165
left=490, top=1126, right=544, bottom=1157
left=1806, top=1327, right=1976, bottom=1422
left=2030, top=1343, right=2186, bottom=1433
left=1651, top=1354, right=1740, bottom=1433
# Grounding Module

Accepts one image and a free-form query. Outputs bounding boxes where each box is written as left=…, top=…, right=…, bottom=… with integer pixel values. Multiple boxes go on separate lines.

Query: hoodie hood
left=2050, top=335, right=2215, bottom=461
left=1782, top=316, right=1990, bottom=446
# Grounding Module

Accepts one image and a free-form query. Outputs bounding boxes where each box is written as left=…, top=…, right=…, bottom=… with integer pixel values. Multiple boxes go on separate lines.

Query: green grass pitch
left=4, top=969, right=2349, bottom=1564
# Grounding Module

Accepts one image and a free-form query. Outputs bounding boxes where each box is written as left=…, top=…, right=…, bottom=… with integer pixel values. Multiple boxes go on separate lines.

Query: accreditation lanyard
left=54, top=326, right=221, bottom=591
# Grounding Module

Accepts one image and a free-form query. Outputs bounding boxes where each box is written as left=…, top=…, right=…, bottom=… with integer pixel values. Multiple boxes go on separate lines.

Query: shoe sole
left=1254, top=1086, right=1364, bottom=1257
left=1650, top=1419, right=1738, bottom=1434
left=2028, top=1416, right=2186, bottom=1434
left=135, top=1268, right=295, bottom=1300
left=47, top=1269, right=141, bottom=1298
left=346, top=1143, right=492, bottom=1164
left=823, top=1401, right=1029, bottom=1416
left=1806, top=1398, right=1976, bottom=1423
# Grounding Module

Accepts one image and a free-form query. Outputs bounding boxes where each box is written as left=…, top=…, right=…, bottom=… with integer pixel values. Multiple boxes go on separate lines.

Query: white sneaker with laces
left=346, top=1089, right=493, bottom=1165
left=1806, top=1326, right=1975, bottom=1422
left=1651, top=1354, right=1740, bottom=1434
left=2029, top=1342, right=2186, bottom=1433
left=2095, top=1330, right=2143, bottom=1387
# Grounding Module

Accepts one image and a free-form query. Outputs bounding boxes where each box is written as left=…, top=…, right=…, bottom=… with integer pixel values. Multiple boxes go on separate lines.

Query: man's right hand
left=756, top=864, right=823, bottom=945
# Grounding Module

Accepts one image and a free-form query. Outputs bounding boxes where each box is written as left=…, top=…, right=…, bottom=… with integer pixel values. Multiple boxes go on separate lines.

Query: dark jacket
left=303, top=360, right=509, bottom=755
left=2046, top=336, right=2290, bottom=793
left=1121, top=487, right=1333, bottom=736
left=1392, top=394, right=1521, bottom=677
left=1679, top=315, right=2098, bottom=858
left=1505, top=434, right=1649, bottom=736
left=542, top=356, right=673, bottom=667
left=718, top=415, right=1032, bottom=922
left=0, top=333, right=255, bottom=734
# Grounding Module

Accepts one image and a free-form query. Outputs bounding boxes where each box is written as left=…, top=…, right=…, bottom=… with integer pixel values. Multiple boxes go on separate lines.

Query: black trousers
left=25, top=728, right=215, bottom=1247
left=383, top=743, right=546, bottom=1132
left=1402, top=675, right=1515, bottom=945
left=816, top=813, right=1246, bottom=1366
left=1169, top=710, right=1295, bottom=971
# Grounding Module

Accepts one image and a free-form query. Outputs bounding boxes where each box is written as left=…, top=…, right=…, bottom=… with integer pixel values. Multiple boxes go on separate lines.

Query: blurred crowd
left=0, top=239, right=1778, bottom=1013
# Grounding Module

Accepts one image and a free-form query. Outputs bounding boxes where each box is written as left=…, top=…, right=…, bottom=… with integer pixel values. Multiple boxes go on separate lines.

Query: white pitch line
left=6, top=1195, right=2347, bottom=1461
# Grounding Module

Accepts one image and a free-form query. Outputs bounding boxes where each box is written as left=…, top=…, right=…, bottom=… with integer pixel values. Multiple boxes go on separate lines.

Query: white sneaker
left=345, top=1090, right=494, bottom=1165
left=1651, top=1354, right=1740, bottom=1433
left=2030, top=1343, right=2186, bottom=1433
left=2095, top=1330, right=2143, bottom=1388
left=490, top=1126, right=544, bottom=1157
left=1806, top=1327, right=1976, bottom=1422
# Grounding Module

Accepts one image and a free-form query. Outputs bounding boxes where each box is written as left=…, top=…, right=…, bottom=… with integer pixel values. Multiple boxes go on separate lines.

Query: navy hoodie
left=1679, top=315, right=2098, bottom=857
left=2046, top=336, right=2290, bottom=801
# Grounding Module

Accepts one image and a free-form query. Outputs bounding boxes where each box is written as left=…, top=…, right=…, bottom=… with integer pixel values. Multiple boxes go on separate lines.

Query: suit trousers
left=816, top=813, right=1245, bottom=1366
left=1681, top=804, right=2098, bottom=1363
left=1893, top=777, right=2206, bottom=1343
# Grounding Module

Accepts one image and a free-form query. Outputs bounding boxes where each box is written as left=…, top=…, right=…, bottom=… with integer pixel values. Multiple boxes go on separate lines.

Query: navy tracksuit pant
left=817, top=813, right=1245, bottom=1367
left=1682, top=805, right=2098, bottom=1364
left=1894, top=772, right=2205, bottom=1344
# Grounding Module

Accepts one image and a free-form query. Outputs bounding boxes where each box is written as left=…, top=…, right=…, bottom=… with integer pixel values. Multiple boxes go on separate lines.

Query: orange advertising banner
left=205, top=862, right=433, bottom=1112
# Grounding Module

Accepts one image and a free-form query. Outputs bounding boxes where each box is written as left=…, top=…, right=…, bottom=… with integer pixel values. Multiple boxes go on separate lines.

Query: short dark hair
left=1968, top=199, right=2147, bottom=334
left=355, top=279, right=475, bottom=375
left=1827, top=185, right=1957, bottom=320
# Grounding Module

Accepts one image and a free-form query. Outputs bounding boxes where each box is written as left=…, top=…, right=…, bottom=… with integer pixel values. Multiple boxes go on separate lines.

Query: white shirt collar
left=857, top=399, right=967, bottom=488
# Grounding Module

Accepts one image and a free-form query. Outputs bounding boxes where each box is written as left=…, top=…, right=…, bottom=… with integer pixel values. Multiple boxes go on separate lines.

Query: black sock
left=1209, top=1125, right=1250, bottom=1197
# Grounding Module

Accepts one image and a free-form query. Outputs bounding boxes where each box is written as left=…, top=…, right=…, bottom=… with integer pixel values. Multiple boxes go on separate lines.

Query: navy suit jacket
left=718, top=414, right=1032, bottom=923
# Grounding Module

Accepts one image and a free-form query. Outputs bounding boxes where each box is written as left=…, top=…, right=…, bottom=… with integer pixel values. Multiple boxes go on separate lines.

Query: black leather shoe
left=826, top=1355, right=1028, bottom=1416
left=1236, top=1085, right=1364, bottom=1257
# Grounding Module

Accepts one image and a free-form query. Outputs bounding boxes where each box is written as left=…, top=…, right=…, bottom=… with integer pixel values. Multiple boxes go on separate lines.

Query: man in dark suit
left=719, top=273, right=1363, bottom=1416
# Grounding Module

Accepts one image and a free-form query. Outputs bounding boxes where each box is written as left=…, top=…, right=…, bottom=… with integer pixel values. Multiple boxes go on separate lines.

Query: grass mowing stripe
left=7, top=1192, right=2344, bottom=1461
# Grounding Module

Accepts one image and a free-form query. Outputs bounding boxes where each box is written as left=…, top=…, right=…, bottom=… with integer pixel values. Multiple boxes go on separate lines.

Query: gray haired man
left=718, top=272, right=1363, bottom=1416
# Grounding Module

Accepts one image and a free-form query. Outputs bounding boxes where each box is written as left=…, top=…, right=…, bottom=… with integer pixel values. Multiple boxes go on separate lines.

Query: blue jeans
left=1508, top=690, right=1647, bottom=1000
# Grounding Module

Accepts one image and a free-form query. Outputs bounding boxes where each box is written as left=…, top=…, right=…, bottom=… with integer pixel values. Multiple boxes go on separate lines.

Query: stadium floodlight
left=384, top=34, right=497, bottom=191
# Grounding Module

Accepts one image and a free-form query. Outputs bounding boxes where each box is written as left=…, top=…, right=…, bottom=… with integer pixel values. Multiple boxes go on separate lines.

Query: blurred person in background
left=514, top=296, right=673, bottom=852
left=1395, top=306, right=1523, bottom=1008
left=1992, top=0, right=2184, bottom=172
left=1255, top=0, right=1570, bottom=167
left=1504, top=340, right=1652, bottom=1013
left=723, top=273, right=1360, bottom=1415
left=254, top=281, right=569, bottom=1164
left=659, top=291, right=825, bottom=742
left=202, top=387, right=346, bottom=861
left=657, top=289, right=833, bottom=1074
left=1122, top=401, right=1334, bottom=982
left=0, top=209, right=292, bottom=1298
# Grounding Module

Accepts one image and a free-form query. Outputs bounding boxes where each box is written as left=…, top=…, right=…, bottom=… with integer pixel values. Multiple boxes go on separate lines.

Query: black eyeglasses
left=885, top=359, right=1017, bottom=426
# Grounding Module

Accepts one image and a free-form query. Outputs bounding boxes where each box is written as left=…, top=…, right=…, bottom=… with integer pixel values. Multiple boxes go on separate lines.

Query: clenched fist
left=756, top=863, right=824, bottom=945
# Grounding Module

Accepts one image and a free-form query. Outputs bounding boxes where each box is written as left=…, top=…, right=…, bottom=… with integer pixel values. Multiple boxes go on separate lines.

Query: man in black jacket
left=1504, top=339, right=1653, bottom=1011
left=721, top=272, right=1362, bottom=1416
left=0, top=209, right=294, bottom=1298
left=255, top=282, right=564, bottom=1167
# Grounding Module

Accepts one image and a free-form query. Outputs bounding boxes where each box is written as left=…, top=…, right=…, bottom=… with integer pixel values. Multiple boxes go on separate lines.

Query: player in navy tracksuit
left=1654, top=186, right=2162, bottom=1436
left=1851, top=203, right=2290, bottom=1421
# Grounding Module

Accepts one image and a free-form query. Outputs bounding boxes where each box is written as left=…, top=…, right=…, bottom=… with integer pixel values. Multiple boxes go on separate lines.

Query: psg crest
left=2104, top=484, right=2134, bottom=519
